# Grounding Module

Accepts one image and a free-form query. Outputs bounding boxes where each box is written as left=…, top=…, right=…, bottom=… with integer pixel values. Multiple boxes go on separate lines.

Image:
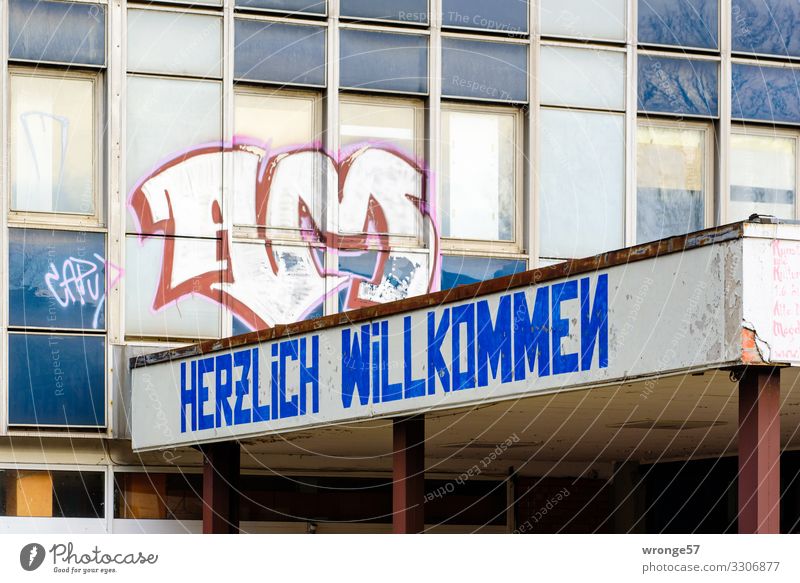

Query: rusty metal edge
left=130, top=221, right=746, bottom=369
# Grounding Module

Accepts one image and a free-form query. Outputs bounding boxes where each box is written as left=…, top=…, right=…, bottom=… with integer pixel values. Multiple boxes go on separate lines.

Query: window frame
left=727, top=123, right=800, bottom=222
left=635, top=117, right=715, bottom=243
left=232, top=86, right=324, bottom=242
left=7, top=67, right=104, bottom=228
left=337, top=93, right=428, bottom=249
left=439, top=100, right=524, bottom=255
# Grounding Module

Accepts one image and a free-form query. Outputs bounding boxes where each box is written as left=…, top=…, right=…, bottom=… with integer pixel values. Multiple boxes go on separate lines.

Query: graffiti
left=44, top=254, right=123, bottom=330
left=128, top=138, right=441, bottom=332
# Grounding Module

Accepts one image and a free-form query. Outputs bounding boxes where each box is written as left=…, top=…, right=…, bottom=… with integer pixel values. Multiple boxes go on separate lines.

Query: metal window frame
left=7, top=67, right=105, bottom=227
left=635, top=117, right=716, bottom=242
left=439, top=100, right=525, bottom=254
left=728, top=123, right=800, bottom=222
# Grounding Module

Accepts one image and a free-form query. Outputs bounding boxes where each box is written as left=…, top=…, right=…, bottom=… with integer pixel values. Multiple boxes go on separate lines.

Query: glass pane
left=637, top=125, right=706, bottom=244
left=235, top=19, right=326, bottom=86
left=8, top=333, right=106, bottom=427
left=540, top=0, right=626, bottom=41
left=9, top=0, right=105, bottom=66
left=235, top=0, right=326, bottom=14
left=730, top=132, right=796, bottom=221
left=338, top=100, right=423, bottom=237
left=733, top=0, right=800, bottom=57
left=441, top=109, right=516, bottom=241
left=442, top=37, right=528, bottom=102
left=10, top=74, right=95, bottom=215
left=127, top=9, right=221, bottom=77
left=1, top=470, right=104, bottom=518
left=732, top=63, right=800, bottom=124
left=114, top=473, right=202, bottom=520
left=125, top=235, right=222, bottom=338
left=341, top=0, right=429, bottom=23
left=638, top=0, right=719, bottom=49
left=338, top=250, right=430, bottom=310
left=126, top=76, right=222, bottom=236
left=539, top=109, right=624, bottom=258
left=442, top=0, right=528, bottom=34
left=234, top=92, right=320, bottom=226
left=9, top=229, right=107, bottom=330
left=540, top=45, right=625, bottom=110
left=441, top=255, right=527, bottom=290
left=638, top=55, right=719, bottom=117
left=339, top=29, right=428, bottom=94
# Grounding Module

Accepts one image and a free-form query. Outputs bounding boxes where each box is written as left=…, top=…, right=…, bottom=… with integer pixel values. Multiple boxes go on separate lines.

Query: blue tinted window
left=340, top=29, right=428, bottom=93
left=341, top=0, right=429, bottom=23
left=338, top=251, right=429, bottom=310
left=9, top=229, right=107, bottom=330
left=9, top=0, right=106, bottom=66
left=442, top=38, right=528, bottom=102
left=732, top=63, right=800, bottom=123
left=235, top=19, right=326, bottom=86
left=638, top=55, right=718, bottom=117
left=441, top=256, right=527, bottom=290
left=235, top=0, right=326, bottom=14
left=442, top=0, right=528, bottom=34
left=638, top=0, right=718, bottom=49
left=733, top=0, right=800, bottom=57
left=9, top=333, right=106, bottom=427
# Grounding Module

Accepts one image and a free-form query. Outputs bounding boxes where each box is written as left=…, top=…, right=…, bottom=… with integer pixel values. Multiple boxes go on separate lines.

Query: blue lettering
left=197, top=357, right=215, bottom=430
left=180, top=361, right=196, bottom=433
left=403, top=316, right=426, bottom=399
left=513, top=288, right=551, bottom=380
left=234, top=349, right=255, bottom=424
left=551, top=281, right=579, bottom=375
left=452, top=304, right=476, bottom=391
left=214, top=353, right=233, bottom=427
left=342, top=325, right=371, bottom=408
left=300, top=336, right=319, bottom=414
left=477, top=296, right=512, bottom=386
left=381, top=320, right=402, bottom=402
left=581, top=275, right=609, bottom=370
left=427, top=309, right=451, bottom=394
left=279, top=340, right=299, bottom=418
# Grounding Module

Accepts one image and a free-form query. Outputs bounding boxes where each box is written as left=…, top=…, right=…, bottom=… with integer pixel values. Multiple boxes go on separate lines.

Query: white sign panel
left=132, top=240, right=745, bottom=452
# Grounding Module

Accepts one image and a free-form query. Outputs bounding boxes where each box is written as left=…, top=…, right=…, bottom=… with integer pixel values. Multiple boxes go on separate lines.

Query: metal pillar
left=201, top=441, right=241, bottom=534
left=392, top=415, right=425, bottom=534
left=738, top=366, right=781, bottom=534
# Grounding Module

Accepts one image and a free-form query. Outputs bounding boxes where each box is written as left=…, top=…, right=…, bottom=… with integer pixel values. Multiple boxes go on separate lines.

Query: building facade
left=1, top=0, right=800, bottom=533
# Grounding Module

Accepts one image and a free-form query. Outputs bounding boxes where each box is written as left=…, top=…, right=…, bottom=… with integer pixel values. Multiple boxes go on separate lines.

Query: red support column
left=738, top=366, right=781, bottom=534
left=393, top=415, right=425, bottom=534
left=201, top=441, right=241, bottom=534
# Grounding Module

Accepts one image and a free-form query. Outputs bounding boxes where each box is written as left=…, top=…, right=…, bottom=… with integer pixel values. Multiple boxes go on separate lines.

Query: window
left=638, top=55, right=719, bottom=117
left=732, top=0, right=800, bottom=58
left=732, top=63, right=800, bottom=124
left=233, top=88, right=322, bottom=229
left=637, top=122, right=711, bottom=243
left=340, top=0, right=429, bottom=24
left=540, top=45, right=625, bottom=110
left=638, top=0, right=719, bottom=49
left=441, top=255, right=527, bottom=289
left=338, top=96, right=425, bottom=239
left=9, top=71, right=98, bottom=217
left=235, top=0, right=326, bottom=15
left=441, top=104, right=520, bottom=246
left=1, top=469, right=104, bottom=518
left=730, top=128, right=797, bottom=221
left=539, top=0, right=626, bottom=41
left=339, top=29, right=428, bottom=94
left=114, top=472, right=202, bottom=520
left=539, top=108, right=625, bottom=259
left=441, top=37, right=528, bottom=102
left=442, top=0, right=529, bottom=34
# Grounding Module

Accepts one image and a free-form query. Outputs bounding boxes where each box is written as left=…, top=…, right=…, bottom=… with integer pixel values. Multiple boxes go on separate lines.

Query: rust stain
left=131, top=221, right=746, bottom=369
left=741, top=328, right=765, bottom=365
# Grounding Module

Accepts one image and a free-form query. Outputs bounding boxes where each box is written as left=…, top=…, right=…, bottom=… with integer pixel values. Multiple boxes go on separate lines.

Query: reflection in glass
left=539, top=109, right=624, bottom=258
left=732, top=63, right=800, bottom=124
left=732, top=0, right=800, bottom=57
left=339, top=29, right=428, bottom=94
left=10, top=75, right=95, bottom=214
left=127, top=9, right=222, bottom=77
left=638, top=55, right=719, bottom=117
left=0, top=470, right=104, bottom=518
left=441, top=37, right=528, bottom=102
left=441, top=109, right=515, bottom=241
left=441, top=255, right=526, bottom=289
left=638, top=0, right=718, bottom=49
left=637, top=125, right=706, bottom=244
left=730, top=132, right=796, bottom=221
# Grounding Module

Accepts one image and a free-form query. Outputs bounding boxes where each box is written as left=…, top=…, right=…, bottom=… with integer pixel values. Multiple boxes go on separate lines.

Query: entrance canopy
left=130, top=219, right=800, bottom=454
